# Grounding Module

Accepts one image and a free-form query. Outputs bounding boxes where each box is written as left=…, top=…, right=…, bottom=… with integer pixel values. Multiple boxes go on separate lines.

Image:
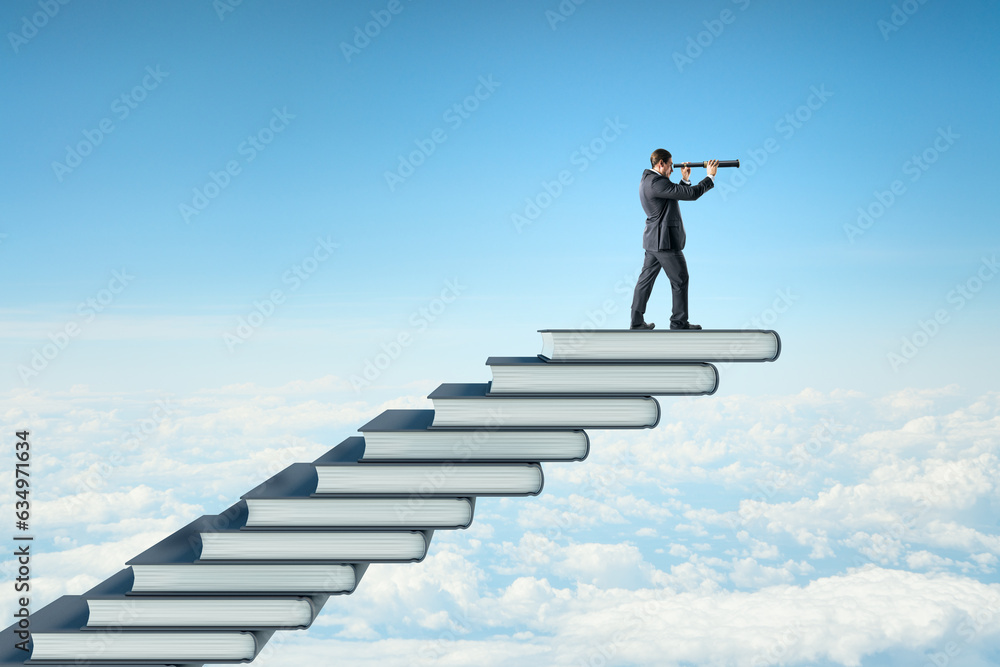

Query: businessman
left=630, top=150, right=718, bottom=330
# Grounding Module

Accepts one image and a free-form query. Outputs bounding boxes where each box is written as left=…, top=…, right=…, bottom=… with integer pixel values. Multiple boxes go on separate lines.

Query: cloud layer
left=2, top=382, right=999, bottom=666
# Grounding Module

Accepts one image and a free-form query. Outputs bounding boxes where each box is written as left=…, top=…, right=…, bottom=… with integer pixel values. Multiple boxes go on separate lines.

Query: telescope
left=674, top=159, right=740, bottom=169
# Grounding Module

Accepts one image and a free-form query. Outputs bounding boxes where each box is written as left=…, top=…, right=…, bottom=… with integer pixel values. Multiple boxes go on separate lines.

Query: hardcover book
left=486, top=356, right=719, bottom=395
left=10, top=594, right=273, bottom=663
left=315, top=461, right=544, bottom=496
left=359, top=409, right=589, bottom=461
left=242, top=458, right=476, bottom=528
left=428, top=382, right=660, bottom=428
left=199, top=530, right=431, bottom=562
left=537, top=329, right=781, bottom=362
left=246, top=496, right=475, bottom=529
left=85, top=596, right=323, bottom=629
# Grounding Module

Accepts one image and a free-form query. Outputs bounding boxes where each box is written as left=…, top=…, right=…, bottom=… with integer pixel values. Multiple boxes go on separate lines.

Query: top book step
left=538, top=329, right=780, bottom=362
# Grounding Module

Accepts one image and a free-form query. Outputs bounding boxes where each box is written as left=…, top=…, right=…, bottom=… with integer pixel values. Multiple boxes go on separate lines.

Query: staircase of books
left=1, top=329, right=779, bottom=665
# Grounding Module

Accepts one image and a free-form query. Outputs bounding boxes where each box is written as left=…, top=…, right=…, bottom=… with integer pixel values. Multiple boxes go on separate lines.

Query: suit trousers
left=630, top=249, right=689, bottom=328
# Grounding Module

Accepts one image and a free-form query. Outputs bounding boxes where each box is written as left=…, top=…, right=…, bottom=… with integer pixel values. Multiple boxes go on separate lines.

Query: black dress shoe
left=630, top=322, right=655, bottom=330
left=670, top=323, right=702, bottom=330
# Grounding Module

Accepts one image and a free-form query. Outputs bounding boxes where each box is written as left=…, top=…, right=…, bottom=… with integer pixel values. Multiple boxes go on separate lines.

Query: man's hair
left=650, top=149, right=671, bottom=169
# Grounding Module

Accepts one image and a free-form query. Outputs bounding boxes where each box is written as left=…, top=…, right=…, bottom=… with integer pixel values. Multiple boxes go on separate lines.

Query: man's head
left=650, top=148, right=673, bottom=177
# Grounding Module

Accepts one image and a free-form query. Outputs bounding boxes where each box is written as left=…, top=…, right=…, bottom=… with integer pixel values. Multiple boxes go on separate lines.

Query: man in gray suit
left=630, top=150, right=718, bottom=330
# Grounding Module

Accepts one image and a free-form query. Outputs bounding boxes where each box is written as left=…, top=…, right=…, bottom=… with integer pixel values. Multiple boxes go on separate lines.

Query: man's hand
left=681, top=165, right=691, bottom=181
left=706, top=159, right=719, bottom=177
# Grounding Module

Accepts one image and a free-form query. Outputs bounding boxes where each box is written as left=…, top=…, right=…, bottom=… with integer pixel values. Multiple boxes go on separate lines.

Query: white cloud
left=728, top=557, right=797, bottom=588
left=285, top=566, right=1000, bottom=667
left=3, top=384, right=1000, bottom=665
left=557, top=541, right=656, bottom=589
left=4, top=485, right=203, bottom=533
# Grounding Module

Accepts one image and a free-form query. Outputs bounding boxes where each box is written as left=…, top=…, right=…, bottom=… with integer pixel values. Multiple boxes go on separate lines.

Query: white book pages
left=130, top=564, right=355, bottom=593
left=87, top=598, right=314, bottom=627
left=431, top=396, right=658, bottom=427
left=489, top=362, right=717, bottom=394
left=316, top=464, right=542, bottom=495
left=246, top=497, right=473, bottom=527
left=31, top=632, right=255, bottom=660
left=362, top=429, right=587, bottom=460
left=200, top=531, right=427, bottom=561
left=539, top=330, right=779, bottom=361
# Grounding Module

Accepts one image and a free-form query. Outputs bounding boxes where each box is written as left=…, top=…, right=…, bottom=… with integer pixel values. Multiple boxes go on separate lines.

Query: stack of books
left=0, top=329, right=778, bottom=665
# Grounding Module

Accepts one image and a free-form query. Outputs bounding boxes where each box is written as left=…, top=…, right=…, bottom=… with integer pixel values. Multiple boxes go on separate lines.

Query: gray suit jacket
left=639, top=168, right=714, bottom=251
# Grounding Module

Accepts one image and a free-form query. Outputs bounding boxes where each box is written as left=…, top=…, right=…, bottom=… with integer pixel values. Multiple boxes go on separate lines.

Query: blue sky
left=3, top=0, right=998, bottom=397
left=3, top=1, right=1000, bottom=665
